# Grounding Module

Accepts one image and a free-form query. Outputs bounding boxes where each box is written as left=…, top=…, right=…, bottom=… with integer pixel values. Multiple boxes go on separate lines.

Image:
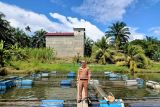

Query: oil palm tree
left=12, top=28, right=31, bottom=47
left=94, top=36, right=111, bottom=64
left=0, top=13, right=10, bottom=41
left=127, top=45, right=149, bottom=74
left=105, top=21, right=130, bottom=50
left=32, top=29, right=46, bottom=48
left=0, top=12, right=15, bottom=47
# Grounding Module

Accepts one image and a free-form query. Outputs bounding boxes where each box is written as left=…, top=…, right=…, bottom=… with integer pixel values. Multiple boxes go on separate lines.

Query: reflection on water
left=0, top=85, right=76, bottom=100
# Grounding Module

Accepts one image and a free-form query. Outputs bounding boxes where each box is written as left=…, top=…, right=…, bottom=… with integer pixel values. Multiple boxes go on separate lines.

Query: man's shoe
left=77, top=100, right=81, bottom=103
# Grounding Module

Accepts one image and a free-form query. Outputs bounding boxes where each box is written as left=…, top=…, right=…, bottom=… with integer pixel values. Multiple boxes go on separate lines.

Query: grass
left=137, top=62, right=160, bottom=73
left=5, top=60, right=129, bottom=74
left=3, top=59, right=160, bottom=74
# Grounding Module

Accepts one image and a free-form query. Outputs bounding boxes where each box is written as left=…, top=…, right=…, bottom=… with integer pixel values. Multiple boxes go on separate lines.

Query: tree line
left=1, top=11, right=160, bottom=73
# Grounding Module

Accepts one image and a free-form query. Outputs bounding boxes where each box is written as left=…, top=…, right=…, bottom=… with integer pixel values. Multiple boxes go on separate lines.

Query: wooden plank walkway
left=77, top=84, right=88, bottom=107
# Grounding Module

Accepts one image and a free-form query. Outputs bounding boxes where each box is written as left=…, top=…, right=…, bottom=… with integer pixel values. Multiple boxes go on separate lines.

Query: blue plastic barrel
left=20, top=79, right=33, bottom=85
left=60, top=80, right=71, bottom=86
left=40, top=100, right=64, bottom=107
left=67, top=73, right=75, bottom=78
left=136, top=78, right=144, bottom=85
left=0, top=82, right=6, bottom=90
left=70, top=71, right=76, bottom=74
left=99, top=99, right=124, bottom=107
left=67, top=71, right=76, bottom=78
left=3, top=80, right=13, bottom=88
left=5, top=76, right=19, bottom=86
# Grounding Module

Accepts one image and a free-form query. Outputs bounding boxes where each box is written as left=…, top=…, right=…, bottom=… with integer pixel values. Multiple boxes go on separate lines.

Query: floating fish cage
left=40, top=100, right=64, bottom=107
left=60, top=80, right=72, bottom=86
left=146, top=81, right=160, bottom=89
left=125, top=80, right=138, bottom=86
left=99, top=99, right=124, bottom=107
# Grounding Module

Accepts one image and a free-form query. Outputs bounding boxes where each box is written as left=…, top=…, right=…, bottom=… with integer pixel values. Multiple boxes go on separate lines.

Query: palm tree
left=32, top=29, right=46, bottom=48
left=94, top=36, right=111, bottom=64
left=105, top=21, right=130, bottom=50
left=0, top=13, right=10, bottom=41
left=13, top=28, right=31, bottom=47
left=0, top=12, right=15, bottom=47
left=127, top=44, right=149, bottom=74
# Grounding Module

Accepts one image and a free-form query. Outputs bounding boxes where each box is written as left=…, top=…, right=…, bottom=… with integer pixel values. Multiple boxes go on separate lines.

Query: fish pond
left=0, top=72, right=160, bottom=107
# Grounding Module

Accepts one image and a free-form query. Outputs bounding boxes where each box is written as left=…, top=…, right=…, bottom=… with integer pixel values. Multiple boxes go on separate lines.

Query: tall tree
left=12, top=28, right=31, bottom=47
left=105, top=21, right=130, bottom=50
left=32, top=29, right=46, bottom=48
left=0, top=12, right=14, bottom=45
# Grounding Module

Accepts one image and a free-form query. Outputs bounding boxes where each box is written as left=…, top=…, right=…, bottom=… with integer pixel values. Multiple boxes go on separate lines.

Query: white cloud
left=50, top=13, right=104, bottom=40
left=149, top=27, right=160, bottom=35
left=72, top=0, right=134, bottom=23
left=0, top=1, right=104, bottom=41
left=129, top=27, right=145, bottom=41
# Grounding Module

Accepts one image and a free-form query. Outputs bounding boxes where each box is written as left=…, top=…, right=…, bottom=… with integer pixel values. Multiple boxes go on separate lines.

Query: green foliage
left=84, top=36, right=94, bottom=57
left=127, top=44, right=150, bottom=71
left=23, top=48, right=55, bottom=62
left=153, top=49, right=160, bottom=61
left=116, top=61, right=127, bottom=66
left=12, top=28, right=31, bottom=47
left=105, top=21, right=130, bottom=50
left=129, top=60, right=137, bottom=73
left=32, top=29, right=46, bottom=48
left=130, top=37, right=160, bottom=59
left=94, top=36, right=110, bottom=64
left=0, top=40, right=12, bottom=67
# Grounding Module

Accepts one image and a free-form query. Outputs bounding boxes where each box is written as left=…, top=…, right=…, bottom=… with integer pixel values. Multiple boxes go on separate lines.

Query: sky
left=0, top=0, right=160, bottom=41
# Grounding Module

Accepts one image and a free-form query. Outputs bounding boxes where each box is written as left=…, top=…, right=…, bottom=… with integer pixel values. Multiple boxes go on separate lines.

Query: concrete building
left=45, top=28, right=85, bottom=58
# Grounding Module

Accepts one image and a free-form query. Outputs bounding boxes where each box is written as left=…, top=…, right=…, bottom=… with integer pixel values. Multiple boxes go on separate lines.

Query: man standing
left=77, top=60, right=91, bottom=103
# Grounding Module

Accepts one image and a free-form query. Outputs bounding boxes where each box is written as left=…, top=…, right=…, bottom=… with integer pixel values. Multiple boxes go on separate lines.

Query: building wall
left=46, top=28, right=84, bottom=57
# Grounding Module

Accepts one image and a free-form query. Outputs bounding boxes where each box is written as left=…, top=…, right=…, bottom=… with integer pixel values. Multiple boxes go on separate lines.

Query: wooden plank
left=77, top=83, right=88, bottom=107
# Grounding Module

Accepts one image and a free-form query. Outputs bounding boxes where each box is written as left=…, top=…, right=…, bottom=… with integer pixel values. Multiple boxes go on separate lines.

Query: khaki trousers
left=78, top=80, right=88, bottom=100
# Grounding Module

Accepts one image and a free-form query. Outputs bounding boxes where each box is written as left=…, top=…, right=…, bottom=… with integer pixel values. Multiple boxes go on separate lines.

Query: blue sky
left=0, top=0, right=160, bottom=41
